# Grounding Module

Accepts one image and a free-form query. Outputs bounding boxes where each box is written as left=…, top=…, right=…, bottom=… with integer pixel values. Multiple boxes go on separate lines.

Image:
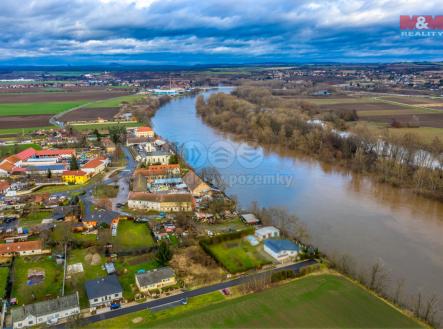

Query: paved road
left=56, top=259, right=317, bottom=328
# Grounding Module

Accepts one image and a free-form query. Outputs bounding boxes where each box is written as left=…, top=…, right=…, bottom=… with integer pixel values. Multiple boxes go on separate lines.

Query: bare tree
left=368, top=260, right=389, bottom=293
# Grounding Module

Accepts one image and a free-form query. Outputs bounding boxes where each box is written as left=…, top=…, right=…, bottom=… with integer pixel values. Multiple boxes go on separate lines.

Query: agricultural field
left=60, top=107, right=121, bottom=122
left=70, top=121, right=141, bottom=132
left=296, top=94, right=443, bottom=143
left=0, top=101, right=88, bottom=116
left=11, top=256, right=63, bottom=305
left=84, top=94, right=146, bottom=108
left=0, top=88, right=133, bottom=134
left=87, top=274, right=421, bottom=329
left=207, top=238, right=271, bottom=273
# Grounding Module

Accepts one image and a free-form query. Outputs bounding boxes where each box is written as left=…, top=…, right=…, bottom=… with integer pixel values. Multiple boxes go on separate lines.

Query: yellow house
left=135, top=267, right=176, bottom=293
left=62, top=170, right=90, bottom=184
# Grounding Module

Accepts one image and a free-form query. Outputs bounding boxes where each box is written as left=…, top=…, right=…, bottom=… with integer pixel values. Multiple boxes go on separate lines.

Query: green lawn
left=19, top=210, right=52, bottom=227
left=84, top=95, right=145, bottom=108
left=0, top=101, right=88, bottom=116
left=0, top=267, right=9, bottom=299
left=92, top=184, right=119, bottom=198
left=115, top=255, right=159, bottom=300
left=11, top=256, right=63, bottom=305
left=65, top=248, right=106, bottom=307
left=0, top=143, right=41, bottom=157
left=112, top=221, right=155, bottom=252
left=86, top=274, right=421, bottom=329
left=207, top=238, right=271, bottom=273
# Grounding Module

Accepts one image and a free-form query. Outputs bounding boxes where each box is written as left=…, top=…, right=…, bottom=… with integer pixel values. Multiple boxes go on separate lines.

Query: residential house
left=11, top=293, right=80, bottom=328
left=264, top=240, right=299, bottom=263
left=240, top=213, right=260, bottom=225
left=81, top=157, right=109, bottom=176
left=134, top=126, right=154, bottom=138
left=182, top=170, right=211, bottom=197
left=135, top=267, right=176, bottom=293
left=61, top=170, right=90, bottom=184
left=126, top=137, right=151, bottom=146
left=84, top=275, right=123, bottom=312
left=144, top=151, right=172, bottom=165
left=0, top=180, right=10, bottom=194
left=102, top=138, right=116, bottom=153
left=0, top=240, right=47, bottom=257
left=255, top=226, right=280, bottom=241
left=52, top=206, right=80, bottom=222
left=128, top=192, right=193, bottom=212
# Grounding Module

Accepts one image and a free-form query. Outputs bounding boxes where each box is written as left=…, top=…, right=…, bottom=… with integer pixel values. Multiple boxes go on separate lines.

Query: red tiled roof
left=62, top=170, right=88, bottom=176
left=0, top=240, right=43, bottom=255
left=0, top=180, right=10, bottom=191
left=137, top=126, right=153, bottom=132
left=36, top=149, right=76, bottom=157
left=82, top=157, right=106, bottom=169
left=15, top=147, right=37, bottom=160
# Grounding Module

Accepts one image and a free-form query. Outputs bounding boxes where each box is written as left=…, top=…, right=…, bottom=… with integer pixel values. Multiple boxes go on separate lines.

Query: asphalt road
left=56, top=259, right=317, bottom=328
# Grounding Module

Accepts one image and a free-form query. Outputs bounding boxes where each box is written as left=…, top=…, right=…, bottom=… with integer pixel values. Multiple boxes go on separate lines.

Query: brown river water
left=152, top=88, right=443, bottom=321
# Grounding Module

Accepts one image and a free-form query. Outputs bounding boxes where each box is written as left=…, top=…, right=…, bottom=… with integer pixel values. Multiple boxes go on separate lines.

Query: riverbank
left=196, top=89, right=442, bottom=201
left=151, top=87, right=443, bottom=325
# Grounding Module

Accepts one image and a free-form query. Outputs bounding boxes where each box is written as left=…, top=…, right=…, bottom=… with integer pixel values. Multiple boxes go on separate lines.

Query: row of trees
left=330, top=254, right=440, bottom=327
left=196, top=88, right=442, bottom=199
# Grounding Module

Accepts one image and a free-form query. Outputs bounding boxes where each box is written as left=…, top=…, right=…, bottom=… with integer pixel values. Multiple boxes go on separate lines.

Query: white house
left=11, top=293, right=80, bottom=328
left=144, top=151, right=172, bottom=165
left=81, top=157, right=109, bottom=175
left=85, top=275, right=123, bottom=312
left=255, top=226, right=280, bottom=241
left=264, top=240, right=299, bottom=263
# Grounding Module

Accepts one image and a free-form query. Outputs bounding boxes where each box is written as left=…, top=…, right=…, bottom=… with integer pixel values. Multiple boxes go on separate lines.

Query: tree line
left=196, top=87, right=443, bottom=200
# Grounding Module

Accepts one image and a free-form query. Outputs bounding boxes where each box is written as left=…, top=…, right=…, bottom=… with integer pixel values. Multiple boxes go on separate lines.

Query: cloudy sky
left=0, top=0, right=442, bottom=65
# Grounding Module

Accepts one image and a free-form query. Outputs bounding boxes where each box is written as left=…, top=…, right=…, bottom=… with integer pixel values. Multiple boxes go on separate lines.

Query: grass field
left=85, top=95, right=145, bottom=108
left=87, top=274, right=421, bottom=328
left=11, top=256, right=63, bottom=305
left=207, top=238, right=271, bottom=273
left=0, top=267, right=9, bottom=299
left=0, top=143, right=41, bottom=157
left=19, top=210, right=52, bottom=227
left=0, top=101, right=88, bottom=116
left=65, top=248, right=106, bottom=307
left=0, top=126, right=54, bottom=136
left=112, top=221, right=156, bottom=251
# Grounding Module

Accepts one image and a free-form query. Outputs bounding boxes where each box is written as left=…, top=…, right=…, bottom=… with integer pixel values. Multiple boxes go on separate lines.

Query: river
left=152, top=87, right=443, bottom=320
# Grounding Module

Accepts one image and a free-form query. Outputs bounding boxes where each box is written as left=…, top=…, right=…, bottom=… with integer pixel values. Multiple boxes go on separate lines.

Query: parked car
left=110, top=303, right=121, bottom=310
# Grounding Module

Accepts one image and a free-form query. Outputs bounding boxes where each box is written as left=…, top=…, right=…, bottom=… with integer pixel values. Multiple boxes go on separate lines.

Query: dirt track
left=367, top=113, right=443, bottom=128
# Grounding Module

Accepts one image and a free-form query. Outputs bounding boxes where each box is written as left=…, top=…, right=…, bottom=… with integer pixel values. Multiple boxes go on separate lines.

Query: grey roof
left=85, top=275, right=122, bottom=300
left=136, top=267, right=175, bottom=287
left=11, top=293, right=79, bottom=323
left=241, top=213, right=260, bottom=224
